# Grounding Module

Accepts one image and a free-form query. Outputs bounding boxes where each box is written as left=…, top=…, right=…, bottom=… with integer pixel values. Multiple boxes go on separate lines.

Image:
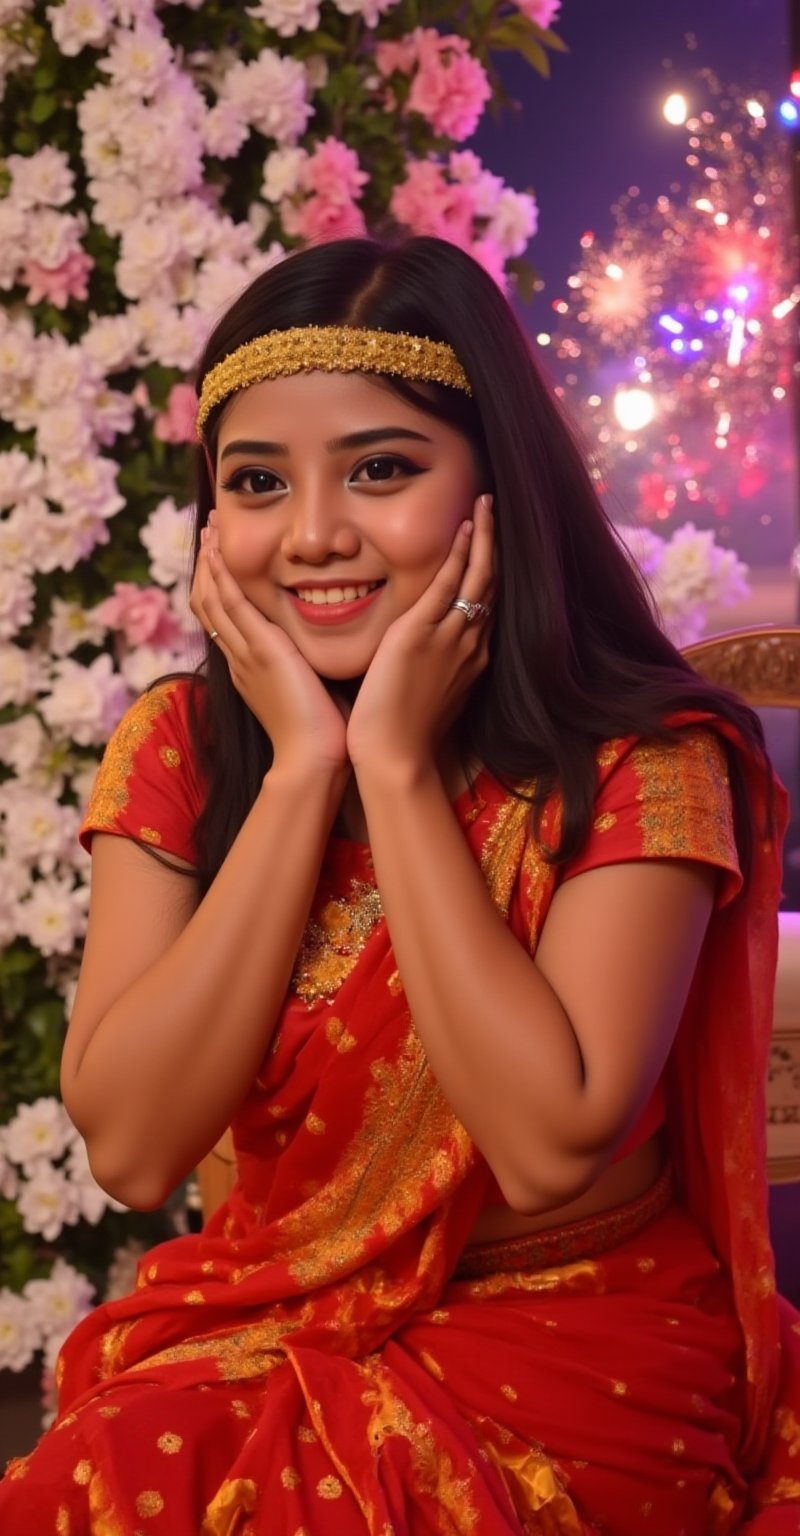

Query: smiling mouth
left=290, top=581, right=385, bottom=607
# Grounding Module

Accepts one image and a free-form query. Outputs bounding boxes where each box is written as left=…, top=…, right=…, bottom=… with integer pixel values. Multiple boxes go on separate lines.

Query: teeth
left=295, top=582, right=379, bottom=605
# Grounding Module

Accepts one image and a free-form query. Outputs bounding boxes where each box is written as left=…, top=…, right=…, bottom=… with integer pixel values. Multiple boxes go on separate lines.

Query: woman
left=2, top=236, right=798, bottom=1534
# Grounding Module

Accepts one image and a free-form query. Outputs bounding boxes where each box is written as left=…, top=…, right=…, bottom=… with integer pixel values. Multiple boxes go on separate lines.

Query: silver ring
left=208, top=629, right=219, bottom=643
left=450, top=598, right=489, bottom=622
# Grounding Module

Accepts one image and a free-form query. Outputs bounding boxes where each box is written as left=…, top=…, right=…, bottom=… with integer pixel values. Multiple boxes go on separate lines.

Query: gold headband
left=196, top=325, right=472, bottom=436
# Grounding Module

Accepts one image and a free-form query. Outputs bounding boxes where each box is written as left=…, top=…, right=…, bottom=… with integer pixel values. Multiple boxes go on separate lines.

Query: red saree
left=2, top=678, right=799, bottom=1535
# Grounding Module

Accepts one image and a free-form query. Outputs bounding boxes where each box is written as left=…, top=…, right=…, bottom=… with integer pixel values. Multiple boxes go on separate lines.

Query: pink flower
left=154, top=383, right=198, bottom=445
left=22, top=250, right=94, bottom=310
left=94, top=583, right=183, bottom=648
left=469, top=237, right=509, bottom=293
left=375, top=37, right=417, bottom=75
left=408, top=41, right=491, bottom=141
left=292, top=196, right=367, bottom=244
left=513, top=0, right=561, bottom=23
left=302, top=138, right=368, bottom=205
left=390, top=160, right=476, bottom=247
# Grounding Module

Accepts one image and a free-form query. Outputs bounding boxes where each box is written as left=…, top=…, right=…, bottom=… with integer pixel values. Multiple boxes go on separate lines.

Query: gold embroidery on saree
left=631, top=728, right=735, bottom=865
left=360, top=1360, right=480, bottom=1531
left=82, top=684, right=177, bottom=833
left=292, top=880, right=383, bottom=1003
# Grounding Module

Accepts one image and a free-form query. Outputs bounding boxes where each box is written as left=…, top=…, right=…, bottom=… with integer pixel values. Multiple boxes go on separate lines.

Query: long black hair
left=184, top=235, right=766, bottom=893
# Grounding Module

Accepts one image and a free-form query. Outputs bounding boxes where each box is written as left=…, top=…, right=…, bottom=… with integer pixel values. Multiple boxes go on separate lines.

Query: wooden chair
left=195, top=624, right=800, bottom=1219
left=684, top=625, right=800, bottom=1184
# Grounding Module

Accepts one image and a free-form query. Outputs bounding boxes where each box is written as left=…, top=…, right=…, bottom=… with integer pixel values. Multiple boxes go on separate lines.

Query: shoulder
left=80, top=676, right=206, bottom=857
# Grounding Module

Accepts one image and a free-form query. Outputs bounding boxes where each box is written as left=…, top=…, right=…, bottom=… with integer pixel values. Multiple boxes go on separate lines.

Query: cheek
left=380, top=496, right=464, bottom=573
left=219, top=519, right=276, bottom=579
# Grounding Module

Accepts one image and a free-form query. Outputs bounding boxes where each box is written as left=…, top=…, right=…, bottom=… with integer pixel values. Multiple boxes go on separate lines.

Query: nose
left=280, top=484, right=360, bottom=564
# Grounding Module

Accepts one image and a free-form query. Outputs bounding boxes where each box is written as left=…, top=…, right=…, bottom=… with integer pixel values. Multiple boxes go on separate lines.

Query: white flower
left=8, top=146, right=76, bottom=211
left=33, top=506, right=110, bottom=574
left=82, top=311, right=142, bottom=372
left=261, top=146, right=307, bottom=203
left=92, top=385, right=136, bottom=444
left=615, top=523, right=665, bottom=583
left=86, top=173, right=140, bottom=234
left=332, top=0, right=400, bottom=24
left=27, top=208, right=85, bottom=270
left=221, top=51, right=312, bottom=145
left=65, top=1136, right=127, bottom=1221
left=0, top=201, right=28, bottom=289
left=140, top=496, right=194, bottom=587
left=193, top=256, right=251, bottom=316
left=247, top=0, right=321, bottom=36
left=46, top=0, right=114, bottom=56
left=0, top=1290, right=40, bottom=1372
left=488, top=187, right=538, bottom=257
left=35, top=402, right=95, bottom=465
left=17, top=1164, right=81, bottom=1241
left=0, top=447, right=46, bottom=508
left=133, top=300, right=207, bottom=370
left=49, top=597, right=107, bottom=657
left=16, top=873, right=89, bottom=957
left=41, top=653, right=130, bottom=746
left=98, top=21, right=173, bottom=98
left=0, top=713, right=53, bottom=784
left=0, top=564, right=35, bottom=640
left=119, top=640, right=194, bottom=694
left=71, top=757, right=102, bottom=812
left=0, top=643, right=43, bottom=707
left=23, top=1258, right=95, bottom=1339
left=201, top=100, right=249, bottom=159
left=46, top=455, right=124, bottom=521
left=0, top=506, right=40, bottom=575
left=104, top=1240, right=145, bottom=1302
left=0, top=857, right=32, bottom=946
left=33, top=336, right=99, bottom=410
left=4, top=1097, right=75, bottom=1173
left=3, top=787, right=81, bottom=875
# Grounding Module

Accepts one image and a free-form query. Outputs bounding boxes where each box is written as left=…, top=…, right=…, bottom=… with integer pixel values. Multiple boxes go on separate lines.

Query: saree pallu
left=2, top=680, right=799, bottom=1534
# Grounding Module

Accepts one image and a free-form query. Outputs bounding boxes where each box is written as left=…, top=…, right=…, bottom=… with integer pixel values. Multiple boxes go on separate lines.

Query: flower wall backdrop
left=0, top=0, right=565, bottom=1401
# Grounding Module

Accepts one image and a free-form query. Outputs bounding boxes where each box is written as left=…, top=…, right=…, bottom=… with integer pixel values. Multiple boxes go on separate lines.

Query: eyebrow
left=219, top=426, right=432, bottom=461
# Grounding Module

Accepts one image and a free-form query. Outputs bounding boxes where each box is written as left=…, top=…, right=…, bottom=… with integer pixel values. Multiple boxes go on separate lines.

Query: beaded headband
left=195, top=324, right=472, bottom=437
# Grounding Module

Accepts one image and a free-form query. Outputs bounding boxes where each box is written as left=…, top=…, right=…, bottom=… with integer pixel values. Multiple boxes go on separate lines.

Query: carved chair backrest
left=684, top=625, right=800, bottom=1184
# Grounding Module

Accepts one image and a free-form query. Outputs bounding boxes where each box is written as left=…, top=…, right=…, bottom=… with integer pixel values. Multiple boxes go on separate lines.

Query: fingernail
left=462, top=519, right=474, bottom=536
left=479, top=493, right=493, bottom=511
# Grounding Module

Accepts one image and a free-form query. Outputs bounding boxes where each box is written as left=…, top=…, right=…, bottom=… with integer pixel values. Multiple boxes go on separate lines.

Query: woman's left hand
left=346, top=492, right=494, bottom=775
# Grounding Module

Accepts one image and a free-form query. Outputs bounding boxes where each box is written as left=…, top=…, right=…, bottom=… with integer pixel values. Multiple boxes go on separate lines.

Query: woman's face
left=211, top=369, right=483, bottom=680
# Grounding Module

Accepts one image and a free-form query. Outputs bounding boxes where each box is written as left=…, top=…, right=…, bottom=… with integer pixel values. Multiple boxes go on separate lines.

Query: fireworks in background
left=542, top=68, right=799, bottom=546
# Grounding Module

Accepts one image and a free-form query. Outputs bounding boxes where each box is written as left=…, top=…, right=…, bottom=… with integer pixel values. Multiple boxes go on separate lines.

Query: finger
left=413, top=519, right=475, bottom=626
left=202, top=542, right=270, bottom=656
left=456, top=494, right=494, bottom=608
left=191, top=542, right=238, bottom=657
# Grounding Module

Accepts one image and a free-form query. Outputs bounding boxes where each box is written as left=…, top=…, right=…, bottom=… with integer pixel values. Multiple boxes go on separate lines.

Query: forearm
left=68, top=764, right=345, bottom=1207
left=356, top=762, right=596, bottom=1212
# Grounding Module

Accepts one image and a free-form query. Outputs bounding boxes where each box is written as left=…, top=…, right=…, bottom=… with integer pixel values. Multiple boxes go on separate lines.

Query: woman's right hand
left=190, top=520, right=350, bottom=776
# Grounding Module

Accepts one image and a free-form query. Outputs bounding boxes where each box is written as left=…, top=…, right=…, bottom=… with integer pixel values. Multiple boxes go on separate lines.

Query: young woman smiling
left=2, top=235, right=798, bottom=1535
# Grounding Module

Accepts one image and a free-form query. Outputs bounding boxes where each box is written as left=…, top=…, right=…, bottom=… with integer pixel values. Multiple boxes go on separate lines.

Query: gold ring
left=208, top=629, right=219, bottom=643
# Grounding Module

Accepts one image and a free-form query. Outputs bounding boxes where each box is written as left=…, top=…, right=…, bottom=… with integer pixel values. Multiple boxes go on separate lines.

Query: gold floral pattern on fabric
left=135, top=1489, right=164, bottom=1517
left=325, top=1016, right=356, bottom=1053
left=479, top=792, right=532, bottom=918
left=630, top=728, right=736, bottom=865
left=594, top=812, right=617, bottom=832
left=157, top=1433, right=183, bottom=1455
left=159, top=745, right=180, bottom=768
left=359, top=1360, right=479, bottom=1530
left=597, top=740, right=622, bottom=768
left=316, top=1476, right=343, bottom=1499
left=291, top=879, right=384, bottom=1003
left=139, top=826, right=162, bottom=845
left=126, top=1308, right=311, bottom=1382
left=55, top=1508, right=70, bottom=1535
left=99, top=1319, right=142, bottom=1380
left=774, top=1405, right=800, bottom=1456
left=72, top=1460, right=92, bottom=1485
left=483, top=1437, right=584, bottom=1536
left=200, top=1477, right=258, bottom=1536
left=274, top=1026, right=475, bottom=1291
left=81, top=684, right=177, bottom=833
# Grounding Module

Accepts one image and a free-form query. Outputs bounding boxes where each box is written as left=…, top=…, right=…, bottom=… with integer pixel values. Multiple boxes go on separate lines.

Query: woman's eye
left=220, top=468, right=280, bottom=496
left=353, top=455, right=419, bottom=484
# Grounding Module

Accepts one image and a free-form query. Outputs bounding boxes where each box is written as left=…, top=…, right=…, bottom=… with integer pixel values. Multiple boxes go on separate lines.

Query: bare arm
left=356, top=761, right=715, bottom=1214
left=61, top=762, right=346, bottom=1210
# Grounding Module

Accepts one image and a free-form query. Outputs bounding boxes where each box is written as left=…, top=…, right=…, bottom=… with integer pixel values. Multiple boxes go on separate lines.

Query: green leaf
left=11, top=129, right=38, bottom=154
left=0, top=947, right=39, bottom=980
left=30, top=93, right=58, bottom=124
left=535, top=26, right=569, bottom=53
